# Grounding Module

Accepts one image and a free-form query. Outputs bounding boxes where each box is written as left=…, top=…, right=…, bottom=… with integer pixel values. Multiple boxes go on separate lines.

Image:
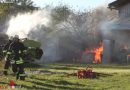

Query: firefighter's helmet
left=14, top=35, right=19, bottom=39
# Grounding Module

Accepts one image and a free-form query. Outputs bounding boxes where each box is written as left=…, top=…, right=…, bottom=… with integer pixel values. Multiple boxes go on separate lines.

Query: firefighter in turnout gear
left=9, top=35, right=27, bottom=80
left=3, top=36, right=13, bottom=75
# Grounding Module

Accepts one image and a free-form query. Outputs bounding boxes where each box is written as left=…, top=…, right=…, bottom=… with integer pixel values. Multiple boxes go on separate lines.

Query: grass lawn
left=0, top=62, right=130, bottom=90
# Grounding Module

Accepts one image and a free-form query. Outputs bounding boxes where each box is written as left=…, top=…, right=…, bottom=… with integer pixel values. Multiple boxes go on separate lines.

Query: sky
left=32, top=0, right=116, bottom=11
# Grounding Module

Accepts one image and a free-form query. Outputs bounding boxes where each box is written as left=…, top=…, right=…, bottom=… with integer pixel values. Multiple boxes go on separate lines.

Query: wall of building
left=119, top=3, right=130, bottom=17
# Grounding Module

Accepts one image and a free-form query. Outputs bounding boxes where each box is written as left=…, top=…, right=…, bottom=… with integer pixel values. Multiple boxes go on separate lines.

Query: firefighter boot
left=20, top=76, right=25, bottom=80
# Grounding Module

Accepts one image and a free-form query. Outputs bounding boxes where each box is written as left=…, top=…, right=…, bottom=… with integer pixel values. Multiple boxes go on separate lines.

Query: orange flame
left=84, top=43, right=103, bottom=63
left=93, top=44, right=103, bottom=63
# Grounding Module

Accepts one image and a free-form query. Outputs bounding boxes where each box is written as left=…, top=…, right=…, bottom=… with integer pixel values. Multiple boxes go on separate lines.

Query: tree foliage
left=3, top=0, right=34, bottom=6
left=51, top=5, right=71, bottom=25
left=0, top=0, right=36, bottom=18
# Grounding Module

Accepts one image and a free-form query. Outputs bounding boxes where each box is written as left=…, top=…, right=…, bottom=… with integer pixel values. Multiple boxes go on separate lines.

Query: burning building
left=102, top=0, right=130, bottom=64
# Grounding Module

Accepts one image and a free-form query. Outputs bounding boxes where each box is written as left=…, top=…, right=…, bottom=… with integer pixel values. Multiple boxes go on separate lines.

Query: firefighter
left=2, top=36, right=13, bottom=75
left=9, top=35, right=27, bottom=80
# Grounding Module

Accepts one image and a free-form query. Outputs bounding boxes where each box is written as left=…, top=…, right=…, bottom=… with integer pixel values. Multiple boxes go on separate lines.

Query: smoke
left=42, top=14, right=92, bottom=62
left=5, top=6, right=111, bottom=63
left=6, top=9, right=51, bottom=38
left=32, top=7, right=111, bottom=63
left=0, top=32, right=8, bottom=45
left=100, top=19, right=118, bottom=38
left=5, top=9, right=54, bottom=63
left=30, top=13, right=90, bottom=63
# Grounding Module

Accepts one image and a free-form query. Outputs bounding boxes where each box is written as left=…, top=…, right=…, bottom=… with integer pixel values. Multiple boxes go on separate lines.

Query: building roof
left=108, top=0, right=130, bottom=9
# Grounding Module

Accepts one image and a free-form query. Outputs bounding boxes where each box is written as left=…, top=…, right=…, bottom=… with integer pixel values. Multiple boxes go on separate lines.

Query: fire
left=93, top=44, right=103, bottom=63
left=84, top=43, right=103, bottom=63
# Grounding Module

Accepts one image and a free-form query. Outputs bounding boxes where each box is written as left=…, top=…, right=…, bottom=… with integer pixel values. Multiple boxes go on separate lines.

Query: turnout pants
left=11, top=59, right=26, bottom=80
left=12, top=64, right=25, bottom=80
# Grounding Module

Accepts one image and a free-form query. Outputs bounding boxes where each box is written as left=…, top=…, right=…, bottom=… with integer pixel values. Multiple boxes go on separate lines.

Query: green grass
left=0, top=62, right=130, bottom=90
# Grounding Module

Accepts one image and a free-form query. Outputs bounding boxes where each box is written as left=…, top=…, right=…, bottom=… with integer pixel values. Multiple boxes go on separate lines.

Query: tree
left=51, top=5, right=71, bottom=25
left=18, top=0, right=34, bottom=6
left=4, top=0, right=34, bottom=6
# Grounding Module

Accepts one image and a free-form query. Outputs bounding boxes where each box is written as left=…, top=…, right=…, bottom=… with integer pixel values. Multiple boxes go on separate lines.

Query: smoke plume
left=6, top=9, right=51, bottom=38
left=5, top=6, right=110, bottom=63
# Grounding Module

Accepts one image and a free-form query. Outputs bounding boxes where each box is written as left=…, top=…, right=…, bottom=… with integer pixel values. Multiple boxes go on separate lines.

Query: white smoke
left=5, top=6, right=113, bottom=63
left=100, top=19, right=118, bottom=37
left=6, top=9, right=51, bottom=38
